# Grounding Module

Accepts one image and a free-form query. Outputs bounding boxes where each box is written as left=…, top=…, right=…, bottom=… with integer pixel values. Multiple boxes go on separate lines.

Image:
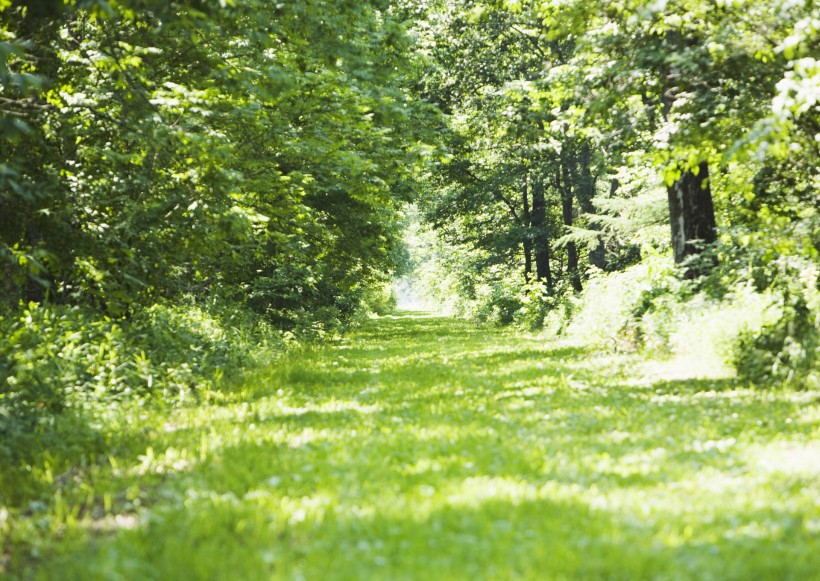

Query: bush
left=515, top=280, right=552, bottom=331
left=0, top=304, right=120, bottom=499
left=732, top=261, right=819, bottom=389
left=359, top=282, right=398, bottom=316
left=734, top=302, right=818, bottom=389
left=0, top=298, right=280, bottom=482
left=558, top=253, right=786, bottom=383
left=563, top=258, right=664, bottom=348
left=473, top=279, right=524, bottom=326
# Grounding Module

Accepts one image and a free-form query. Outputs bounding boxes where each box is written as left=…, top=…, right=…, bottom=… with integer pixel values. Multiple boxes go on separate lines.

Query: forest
left=1, top=0, right=818, bottom=578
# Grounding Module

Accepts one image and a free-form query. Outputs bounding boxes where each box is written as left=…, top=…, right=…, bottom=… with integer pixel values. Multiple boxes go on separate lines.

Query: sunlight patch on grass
left=131, top=446, right=197, bottom=476
left=272, top=400, right=382, bottom=417
left=641, top=353, right=736, bottom=381
left=83, top=513, right=141, bottom=534
left=442, top=476, right=571, bottom=509
left=752, top=441, right=820, bottom=477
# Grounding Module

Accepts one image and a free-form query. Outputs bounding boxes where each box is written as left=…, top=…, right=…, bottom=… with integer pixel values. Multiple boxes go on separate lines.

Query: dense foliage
left=1, top=0, right=437, bottom=466
left=407, top=0, right=818, bottom=387
left=2, top=0, right=428, bottom=319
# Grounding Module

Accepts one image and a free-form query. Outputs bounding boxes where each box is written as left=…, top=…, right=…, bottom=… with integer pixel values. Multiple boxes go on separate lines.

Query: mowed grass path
left=22, top=313, right=820, bottom=579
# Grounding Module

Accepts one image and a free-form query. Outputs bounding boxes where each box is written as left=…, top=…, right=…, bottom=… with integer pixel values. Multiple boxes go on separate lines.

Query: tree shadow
left=36, top=437, right=819, bottom=579
left=646, top=377, right=743, bottom=394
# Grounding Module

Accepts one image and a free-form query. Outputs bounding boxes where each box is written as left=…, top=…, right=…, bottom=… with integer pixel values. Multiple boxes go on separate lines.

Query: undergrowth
left=0, top=297, right=272, bottom=504
left=0, top=282, right=399, bottom=508
left=496, top=252, right=818, bottom=390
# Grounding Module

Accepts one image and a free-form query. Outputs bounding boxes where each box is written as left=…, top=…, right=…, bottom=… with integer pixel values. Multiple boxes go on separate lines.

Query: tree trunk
left=557, top=160, right=582, bottom=292
left=522, top=180, right=533, bottom=284
left=24, top=222, right=46, bottom=303
left=667, top=161, right=717, bottom=277
left=530, top=174, right=552, bottom=293
left=661, top=31, right=718, bottom=277
left=576, top=143, right=606, bottom=270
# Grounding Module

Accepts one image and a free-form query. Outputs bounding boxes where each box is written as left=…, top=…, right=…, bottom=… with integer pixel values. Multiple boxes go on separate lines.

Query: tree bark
left=660, top=31, right=718, bottom=277
left=557, top=160, right=582, bottom=292
left=530, top=174, right=552, bottom=293
left=667, top=161, right=717, bottom=277
left=521, top=180, right=533, bottom=284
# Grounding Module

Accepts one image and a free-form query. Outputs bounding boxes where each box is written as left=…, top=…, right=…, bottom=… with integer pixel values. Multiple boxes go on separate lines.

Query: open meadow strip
left=12, top=313, right=820, bottom=579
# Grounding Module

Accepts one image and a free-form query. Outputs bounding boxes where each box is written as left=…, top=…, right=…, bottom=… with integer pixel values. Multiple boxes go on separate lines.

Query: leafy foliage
left=403, top=0, right=818, bottom=387
left=0, top=0, right=437, bottom=511
left=733, top=259, right=819, bottom=388
left=0, top=297, right=278, bottom=499
left=1, top=0, right=430, bottom=319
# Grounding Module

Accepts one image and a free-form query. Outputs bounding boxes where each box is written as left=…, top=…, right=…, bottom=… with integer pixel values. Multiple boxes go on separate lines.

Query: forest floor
left=5, top=312, right=820, bottom=579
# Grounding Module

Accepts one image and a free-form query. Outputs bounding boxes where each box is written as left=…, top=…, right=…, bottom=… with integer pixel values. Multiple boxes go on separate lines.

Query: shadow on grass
left=37, top=441, right=819, bottom=580
left=647, top=377, right=743, bottom=394
left=23, top=386, right=819, bottom=578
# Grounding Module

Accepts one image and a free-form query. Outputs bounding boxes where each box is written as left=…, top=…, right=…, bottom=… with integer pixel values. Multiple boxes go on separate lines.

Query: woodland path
left=29, top=313, right=820, bottom=579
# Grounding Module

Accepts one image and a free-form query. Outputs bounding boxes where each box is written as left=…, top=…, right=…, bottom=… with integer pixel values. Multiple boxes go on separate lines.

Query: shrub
left=0, top=297, right=281, bottom=483
left=732, top=261, right=819, bottom=389
left=563, top=258, right=664, bottom=348
left=359, top=282, right=398, bottom=316
left=734, top=302, right=818, bottom=388
left=473, top=279, right=524, bottom=326
left=515, top=280, right=552, bottom=331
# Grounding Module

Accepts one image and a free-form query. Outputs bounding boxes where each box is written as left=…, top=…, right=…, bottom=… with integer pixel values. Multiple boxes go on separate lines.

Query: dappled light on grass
left=9, top=314, right=819, bottom=579
left=752, top=441, right=820, bottom=478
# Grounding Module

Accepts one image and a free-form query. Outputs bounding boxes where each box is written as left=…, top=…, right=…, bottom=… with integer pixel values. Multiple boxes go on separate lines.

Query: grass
left=3, top=311, right=819, bottom=579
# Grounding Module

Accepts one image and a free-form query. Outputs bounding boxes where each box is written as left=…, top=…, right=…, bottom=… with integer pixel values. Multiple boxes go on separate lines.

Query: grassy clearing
left=3, top=312, right=819, bottom=579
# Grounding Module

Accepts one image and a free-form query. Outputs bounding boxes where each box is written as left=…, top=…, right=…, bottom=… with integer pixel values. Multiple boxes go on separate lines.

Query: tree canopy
left=2, top=0, right=439, bottom=324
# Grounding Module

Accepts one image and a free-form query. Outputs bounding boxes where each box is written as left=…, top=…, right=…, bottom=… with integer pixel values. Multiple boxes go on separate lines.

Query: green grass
left=3, top=312, right=819, bottom=579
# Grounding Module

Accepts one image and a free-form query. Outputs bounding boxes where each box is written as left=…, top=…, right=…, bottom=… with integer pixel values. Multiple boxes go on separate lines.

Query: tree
left=411, top=0, right=607, bottom=313
left=1, top=0, right=433, bottom=324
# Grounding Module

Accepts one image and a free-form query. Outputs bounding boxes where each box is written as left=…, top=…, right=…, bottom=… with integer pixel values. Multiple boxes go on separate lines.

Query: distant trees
left=410, top=0, right=818, bottom=323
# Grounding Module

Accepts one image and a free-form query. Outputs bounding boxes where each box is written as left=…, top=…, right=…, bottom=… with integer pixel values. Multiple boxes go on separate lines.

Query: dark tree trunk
left=557, top=161, right=582, bottom=292
left=660, top=31, right=718, bottom=278
left=530, top=174, right=552, bottom=293
left=667, top=161, right=717, bottom=277
left=561, top=192, right=580, bottom=291
left=24, top=223, right=46, bottom=303
left=576, top=144, right=606, bottom=270
left=522, top=180, right=533, bottom=284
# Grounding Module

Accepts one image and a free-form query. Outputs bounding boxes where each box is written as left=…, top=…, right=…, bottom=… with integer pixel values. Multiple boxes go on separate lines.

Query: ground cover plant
left=3, top=312, right=818, bottom=579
